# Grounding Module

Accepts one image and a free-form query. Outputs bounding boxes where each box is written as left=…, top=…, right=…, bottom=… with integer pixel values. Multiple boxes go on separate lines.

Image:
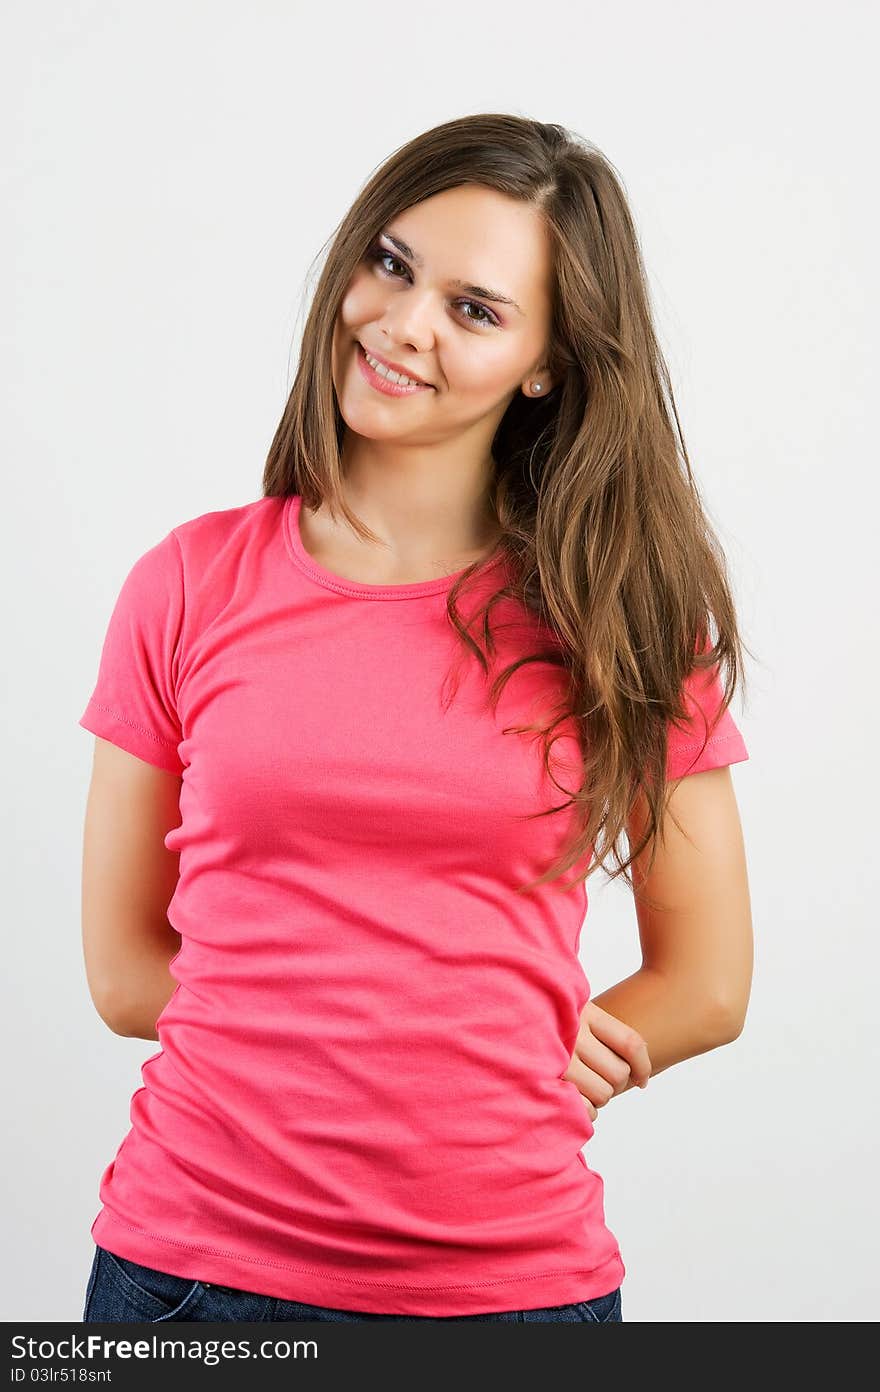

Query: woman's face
left=331, top=184, right=556, bottom=448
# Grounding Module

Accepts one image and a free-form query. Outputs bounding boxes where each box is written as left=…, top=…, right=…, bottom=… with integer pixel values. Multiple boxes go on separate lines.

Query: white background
left=3, top=0, right=877, bottom=1322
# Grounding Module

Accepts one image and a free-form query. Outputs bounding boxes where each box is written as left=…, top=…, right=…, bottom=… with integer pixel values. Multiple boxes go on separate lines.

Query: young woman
left=79, top=113, right=753, bottom=1324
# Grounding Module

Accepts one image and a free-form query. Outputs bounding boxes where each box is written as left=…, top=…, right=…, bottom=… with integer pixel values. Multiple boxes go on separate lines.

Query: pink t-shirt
left=79, top=494, right=749, bottom=1316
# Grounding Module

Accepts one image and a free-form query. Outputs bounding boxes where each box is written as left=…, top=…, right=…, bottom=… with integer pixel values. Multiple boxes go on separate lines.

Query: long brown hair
left=263, top=112, right=755, bottom=898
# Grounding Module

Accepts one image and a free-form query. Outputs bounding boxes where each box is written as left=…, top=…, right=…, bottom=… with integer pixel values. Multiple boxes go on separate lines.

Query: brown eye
left=459, top=301, right=496, bottom=327
left=370, top=247, right=407, bottom=277
left=368, top=244, right=499, bottom=329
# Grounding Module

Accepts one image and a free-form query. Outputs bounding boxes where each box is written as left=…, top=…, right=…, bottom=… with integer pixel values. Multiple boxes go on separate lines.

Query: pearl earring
left=531, top=382, right=542, bottom=393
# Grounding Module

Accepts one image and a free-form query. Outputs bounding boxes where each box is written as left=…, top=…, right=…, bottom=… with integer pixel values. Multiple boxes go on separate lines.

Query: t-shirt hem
left=667, top=730, right=749, bottom=780
left=79, top=702, right=185, bottom=776
left=90, top=1208, right=625, bottom=1317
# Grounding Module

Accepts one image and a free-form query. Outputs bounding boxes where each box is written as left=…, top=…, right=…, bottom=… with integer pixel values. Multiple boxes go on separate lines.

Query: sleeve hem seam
left=668, top=731, right=745, bottom=753
left=83, top=700, right=181, bottom=752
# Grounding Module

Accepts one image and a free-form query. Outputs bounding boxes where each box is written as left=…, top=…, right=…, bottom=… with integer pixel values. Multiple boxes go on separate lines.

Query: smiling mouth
left=356, top=342, right=434, bottom=395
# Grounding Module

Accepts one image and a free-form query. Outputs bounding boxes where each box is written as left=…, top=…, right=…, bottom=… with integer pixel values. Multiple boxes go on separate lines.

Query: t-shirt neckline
left=282, top=493, right=506, bottom=601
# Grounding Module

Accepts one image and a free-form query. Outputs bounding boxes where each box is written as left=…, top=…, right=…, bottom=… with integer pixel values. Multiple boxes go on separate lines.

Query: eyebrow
left=381, top=230, right=524, bottom=315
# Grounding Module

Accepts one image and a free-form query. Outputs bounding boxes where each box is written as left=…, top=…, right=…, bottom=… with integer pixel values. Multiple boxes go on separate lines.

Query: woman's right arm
left=81, top=736, right=183, bottom=1040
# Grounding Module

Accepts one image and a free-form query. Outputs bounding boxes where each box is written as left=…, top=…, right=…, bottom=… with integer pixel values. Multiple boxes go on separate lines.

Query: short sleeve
left=665, top=661, right=749, bottom=781
left=78, top=530, right=186, bottom=775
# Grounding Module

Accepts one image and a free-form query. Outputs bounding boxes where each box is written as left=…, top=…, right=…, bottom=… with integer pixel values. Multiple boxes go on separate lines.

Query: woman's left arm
left=566, top=765, right=753, bottom=1110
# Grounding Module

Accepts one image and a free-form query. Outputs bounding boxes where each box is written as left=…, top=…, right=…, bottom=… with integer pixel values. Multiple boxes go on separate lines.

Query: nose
left=377, top=284, right=437, bottom=355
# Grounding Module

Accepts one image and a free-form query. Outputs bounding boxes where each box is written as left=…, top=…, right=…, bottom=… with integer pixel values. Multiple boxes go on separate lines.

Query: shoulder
left=166, top=496, right=285, bottom=587
left=170, top=495, right=282, bottom=555
left=112, top=498, right=284, bottom=624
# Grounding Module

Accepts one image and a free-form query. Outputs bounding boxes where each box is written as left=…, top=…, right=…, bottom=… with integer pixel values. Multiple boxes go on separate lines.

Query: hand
left=562, top=1000, right=652, bottom=1121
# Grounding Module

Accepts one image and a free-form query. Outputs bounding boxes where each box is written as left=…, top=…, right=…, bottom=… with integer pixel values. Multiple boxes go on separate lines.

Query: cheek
left=339, top=272, right=384, bottom=329
left=450, top=343, right=521, bottom=399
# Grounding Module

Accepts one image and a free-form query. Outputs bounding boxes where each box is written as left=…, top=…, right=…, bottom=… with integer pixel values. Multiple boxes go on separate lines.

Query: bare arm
left=81, top=736, right=183, bottom=1040
left=109, top=939, right=180, bottom=1041
left=582, top=765, right=753, bottom=1100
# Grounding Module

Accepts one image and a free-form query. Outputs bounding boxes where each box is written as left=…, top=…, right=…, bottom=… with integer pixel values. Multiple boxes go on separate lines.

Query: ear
left=521, top=374, right=555, bottom=399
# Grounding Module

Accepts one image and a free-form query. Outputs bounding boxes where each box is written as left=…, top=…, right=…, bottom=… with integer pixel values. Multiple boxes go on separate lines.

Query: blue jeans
left=83, top=1244, right=623, bottom=1323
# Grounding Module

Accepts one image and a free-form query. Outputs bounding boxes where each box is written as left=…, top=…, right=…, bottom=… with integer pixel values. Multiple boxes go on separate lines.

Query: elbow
left=95, top=990, right=159, bottom=1042
left=696, top=955, right=754, bottom=1046
left=90, top=982, right=131, bottom=1036
left=703, top=993, right=750, bottom=1045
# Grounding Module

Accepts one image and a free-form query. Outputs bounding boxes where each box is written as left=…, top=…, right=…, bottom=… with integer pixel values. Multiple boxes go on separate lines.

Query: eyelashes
left=365, top=243, right=500, bottom=329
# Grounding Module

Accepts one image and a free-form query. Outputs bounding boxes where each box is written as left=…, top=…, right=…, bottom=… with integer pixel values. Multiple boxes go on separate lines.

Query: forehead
left=387, top=186, right=554, bottom=308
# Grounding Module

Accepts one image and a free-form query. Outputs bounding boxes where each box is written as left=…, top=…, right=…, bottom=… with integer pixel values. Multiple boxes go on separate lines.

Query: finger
left=583, top=1003, right=652, bottom=1086
left=563, top=1053, right=621, bottom=1108
left=572, top=1034, right=633, bottom=1096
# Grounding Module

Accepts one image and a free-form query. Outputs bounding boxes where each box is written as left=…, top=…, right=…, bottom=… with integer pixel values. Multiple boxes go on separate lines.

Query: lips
left=358, top=342, right=432, bottom=387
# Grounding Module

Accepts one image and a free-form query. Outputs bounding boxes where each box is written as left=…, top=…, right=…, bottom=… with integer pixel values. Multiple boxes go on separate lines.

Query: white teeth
left=363, top=348, right=421, bottom=387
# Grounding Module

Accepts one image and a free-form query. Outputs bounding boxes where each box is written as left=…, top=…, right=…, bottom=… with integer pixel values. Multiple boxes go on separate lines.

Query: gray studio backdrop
left=3, top=0, right=876, bottom=1322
